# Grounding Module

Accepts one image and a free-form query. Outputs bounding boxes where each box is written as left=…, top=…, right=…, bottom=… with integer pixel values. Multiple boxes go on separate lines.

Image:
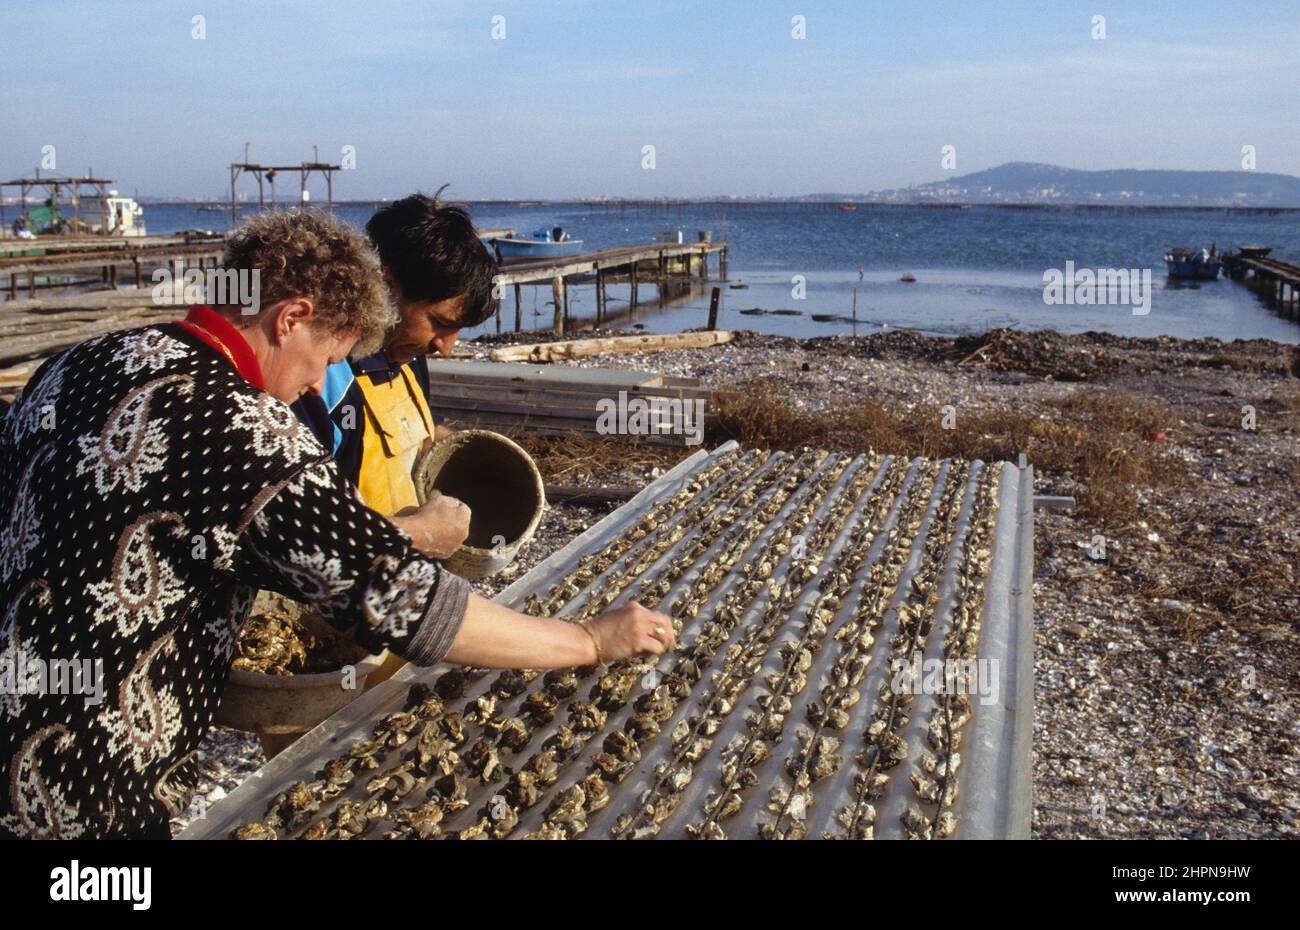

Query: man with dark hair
left=293, top=192, right=499, bottom=528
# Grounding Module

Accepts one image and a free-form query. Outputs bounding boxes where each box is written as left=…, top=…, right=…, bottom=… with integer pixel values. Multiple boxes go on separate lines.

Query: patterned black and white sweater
left=0, top=324, right=471, bottom=838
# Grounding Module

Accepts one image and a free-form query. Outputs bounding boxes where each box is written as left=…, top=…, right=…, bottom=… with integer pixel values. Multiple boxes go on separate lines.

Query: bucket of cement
left=414, top=429, right=546, bottom=579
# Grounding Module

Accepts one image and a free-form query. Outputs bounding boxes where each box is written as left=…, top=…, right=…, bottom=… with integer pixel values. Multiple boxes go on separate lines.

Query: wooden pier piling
left=1223, top=251, right=1300, bottom=321
left=551, top=276, right=564, bottom=334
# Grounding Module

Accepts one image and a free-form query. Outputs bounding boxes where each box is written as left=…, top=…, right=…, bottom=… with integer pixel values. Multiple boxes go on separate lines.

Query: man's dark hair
left=365, top=192, right=499, bottom=327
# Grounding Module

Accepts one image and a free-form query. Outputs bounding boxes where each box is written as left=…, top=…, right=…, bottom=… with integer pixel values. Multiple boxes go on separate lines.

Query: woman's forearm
left=441, top=592, right=598, bottom=669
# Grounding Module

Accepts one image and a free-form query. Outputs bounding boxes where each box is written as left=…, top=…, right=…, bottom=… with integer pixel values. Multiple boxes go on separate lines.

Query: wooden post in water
left=551, top=276, right=564, bottom=334
left=514, top=283, right=523, bottom=332
left=629, top=261, right=639, bottom=308
left=720, top=245, right=728, bottom=281
left=595, top=268, right=605, bottom=324
left=658, top=252, right=667, bottom=307
left=707, top=286, right=721, bottom=330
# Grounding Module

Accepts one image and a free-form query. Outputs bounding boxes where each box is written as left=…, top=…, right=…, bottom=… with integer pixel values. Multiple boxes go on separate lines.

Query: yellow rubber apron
left=354, top=364, right=436, bottom=690
left=355, top=364, right=436, bottom=518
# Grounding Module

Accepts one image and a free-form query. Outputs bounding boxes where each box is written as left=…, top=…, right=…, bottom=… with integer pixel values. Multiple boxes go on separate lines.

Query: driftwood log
left=489, top=330, right=734, bottom=363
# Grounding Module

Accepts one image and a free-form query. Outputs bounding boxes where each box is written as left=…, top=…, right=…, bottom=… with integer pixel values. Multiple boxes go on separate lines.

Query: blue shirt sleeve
left=290, top=359, right=365, bottom=486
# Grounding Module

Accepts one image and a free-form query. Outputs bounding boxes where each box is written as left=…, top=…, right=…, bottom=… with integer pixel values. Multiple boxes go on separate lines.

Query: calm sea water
left=143, top=202, right=1300, bottom=344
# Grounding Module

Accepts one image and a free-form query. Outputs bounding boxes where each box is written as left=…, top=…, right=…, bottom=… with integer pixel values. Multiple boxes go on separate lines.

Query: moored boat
left=1164, top=246, right=1221, bottom=280
left=488, top=226, right=584, bottom=260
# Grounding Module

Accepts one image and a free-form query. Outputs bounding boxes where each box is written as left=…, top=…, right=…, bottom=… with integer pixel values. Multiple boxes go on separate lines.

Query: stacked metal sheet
left=424, top=359, right=710, bottom=446
left=184, top=441, right=1033, bottom=840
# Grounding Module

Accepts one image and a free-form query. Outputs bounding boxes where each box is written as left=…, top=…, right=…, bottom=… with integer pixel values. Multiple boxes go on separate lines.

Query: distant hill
left=817, top=162, right=1300, bottom=207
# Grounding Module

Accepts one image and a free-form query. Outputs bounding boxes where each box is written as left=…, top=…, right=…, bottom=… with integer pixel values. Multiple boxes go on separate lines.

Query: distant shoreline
left=135, top=200, right=1300, bottom=214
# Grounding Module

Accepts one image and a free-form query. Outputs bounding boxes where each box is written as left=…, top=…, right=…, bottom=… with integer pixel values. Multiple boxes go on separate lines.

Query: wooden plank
left=0, top=308, right=183, bottom=366
left=429, top=404, right=700, bottom=439
left=427, top=379, right=709, bottom=407
left=543, top=483, right=638, bottom=505
left=0, top=360, right=43, bottom=388
left=437, top=410, right=694, bottom=446
left=0, top=284, right=201, bottom=314
left=426, top=382, right=711, bottom=407
left=439, top=411, right=702, bottom=438
left=428, top=395, right=684, bottom=423
left=428, top=383, right=707, bottom=411
left=0, top=248, right=224, bottom=277
left=427, top=383, right=710, bottom=412
left=488, top=330, right=734, bottom=363
left=426, top=358, right=672, bottom=389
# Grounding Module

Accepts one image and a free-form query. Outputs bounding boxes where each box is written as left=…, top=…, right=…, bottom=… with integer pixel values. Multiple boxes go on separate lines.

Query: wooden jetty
left=492, top=240, right=728, bottom=334
left=0, top=234, right=731, bottom=398
left=0, top=234, right=214, bottom=259
left=425, top=358, right=712, bottom=446
left=1222, top=250, right=1300, bottom=320
left=0, top=234, right=225, bottom=300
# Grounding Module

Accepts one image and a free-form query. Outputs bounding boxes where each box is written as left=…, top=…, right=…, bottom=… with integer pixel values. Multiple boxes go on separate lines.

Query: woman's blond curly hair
left=222, top=209, right=395, bottom=354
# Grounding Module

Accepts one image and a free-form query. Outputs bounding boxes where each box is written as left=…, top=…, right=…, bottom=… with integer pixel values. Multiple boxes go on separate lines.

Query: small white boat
left=81, top=191, right=147, bottom=236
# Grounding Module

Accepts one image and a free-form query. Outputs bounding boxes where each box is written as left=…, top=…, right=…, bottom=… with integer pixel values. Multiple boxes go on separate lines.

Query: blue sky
left=3, top=0, right=1297, bottom=198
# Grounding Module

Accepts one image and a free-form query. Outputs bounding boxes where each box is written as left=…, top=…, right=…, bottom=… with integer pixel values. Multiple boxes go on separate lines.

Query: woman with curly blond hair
left=0, top=210, right=672, bottom=839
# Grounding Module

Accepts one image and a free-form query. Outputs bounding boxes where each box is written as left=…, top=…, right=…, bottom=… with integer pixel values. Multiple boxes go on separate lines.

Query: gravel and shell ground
left=178, top=327, right=1299, bottom=838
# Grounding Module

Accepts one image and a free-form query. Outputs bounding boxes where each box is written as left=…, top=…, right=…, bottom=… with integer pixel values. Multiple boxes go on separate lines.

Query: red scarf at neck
left=174, top=305, right=266, bottom=390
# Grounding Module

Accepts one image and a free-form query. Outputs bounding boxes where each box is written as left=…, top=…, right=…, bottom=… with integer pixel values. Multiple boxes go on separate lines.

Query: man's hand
left=433, top=422, right=457, bottom=442
left=392, top=491, right=471, bottom=559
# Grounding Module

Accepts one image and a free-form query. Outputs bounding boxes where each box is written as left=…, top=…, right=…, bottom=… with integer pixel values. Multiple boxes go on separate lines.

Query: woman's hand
left=584, top=601, right=676, bottom=662
left=440, top=595, right=676, bottom=670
